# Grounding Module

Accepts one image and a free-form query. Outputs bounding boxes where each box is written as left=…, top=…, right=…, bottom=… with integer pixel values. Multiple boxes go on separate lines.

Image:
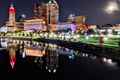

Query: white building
left=0, top=26, right=8, bottom=33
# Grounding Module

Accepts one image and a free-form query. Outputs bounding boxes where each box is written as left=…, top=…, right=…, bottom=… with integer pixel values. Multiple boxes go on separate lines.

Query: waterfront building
left=5, top=0, right=87, bottom=32
left=33, top=0, right=59, bottom=24
left=6, top=3, right=17, bottom=32
left=17, top=0, right=59, bottom=32
left=23, top=18, right=47, bottom=31
left=0, top=25, right=8, bottom=33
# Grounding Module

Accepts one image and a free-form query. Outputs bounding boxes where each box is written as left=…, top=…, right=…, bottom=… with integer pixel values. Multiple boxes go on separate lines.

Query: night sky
left=1, top=0, right=120, bottom=25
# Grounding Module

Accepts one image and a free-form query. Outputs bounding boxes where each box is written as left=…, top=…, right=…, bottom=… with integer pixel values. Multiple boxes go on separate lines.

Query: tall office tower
left=46, top=0, right=59, bottom=24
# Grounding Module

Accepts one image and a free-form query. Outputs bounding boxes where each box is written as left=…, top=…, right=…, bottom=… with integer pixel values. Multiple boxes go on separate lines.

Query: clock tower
left=8, top=3, right=16, bottom=31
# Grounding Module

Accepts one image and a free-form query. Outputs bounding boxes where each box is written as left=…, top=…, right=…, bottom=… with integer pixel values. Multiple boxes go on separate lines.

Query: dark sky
left=1, top=0, right=120, bottom=25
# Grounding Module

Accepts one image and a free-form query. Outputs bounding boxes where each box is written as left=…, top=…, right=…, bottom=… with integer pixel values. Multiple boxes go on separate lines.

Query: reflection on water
left=0, top=38, right=76, bottom=74
left=0, top=38, right=119, bottom=80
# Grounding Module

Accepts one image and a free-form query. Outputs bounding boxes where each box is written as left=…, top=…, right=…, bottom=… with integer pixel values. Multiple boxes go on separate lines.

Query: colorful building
left=5, top=0, right=87, bottom=32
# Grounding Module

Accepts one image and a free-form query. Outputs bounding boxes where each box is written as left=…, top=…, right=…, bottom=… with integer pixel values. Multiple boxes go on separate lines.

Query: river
left=0, top=38, right=120, bottom=80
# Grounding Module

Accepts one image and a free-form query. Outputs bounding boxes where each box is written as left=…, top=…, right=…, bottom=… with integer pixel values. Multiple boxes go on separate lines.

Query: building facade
left=23, top=18, right=47, bottom=31
left=33, top=0, right=59, bottom=24
left=7, top=3, right=17, bottom=32
left=46, top=0, right=59, bottom=24
left=5, top=0, right=87, bottom=32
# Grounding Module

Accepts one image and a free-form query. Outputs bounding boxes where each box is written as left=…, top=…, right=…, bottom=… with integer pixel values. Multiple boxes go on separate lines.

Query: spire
left=9, top=3, right=16, bottom=14
left=52, top=0, right=57, bottom=4
left=48, top=0, right=58, bottom=5
left=9, top=0, right=15, bottom=8
left=10, top=3, right=14, bottom=9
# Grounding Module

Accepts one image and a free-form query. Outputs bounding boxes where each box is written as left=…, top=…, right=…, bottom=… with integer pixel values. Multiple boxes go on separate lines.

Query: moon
left=105, top=1, right=119, bottom=14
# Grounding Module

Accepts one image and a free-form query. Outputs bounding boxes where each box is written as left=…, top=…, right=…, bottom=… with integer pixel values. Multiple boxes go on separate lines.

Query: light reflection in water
left=0, top=38, right=79, bottom=73
left=0, top=38, right=8, bottom=48
left=0, top=38, right=118, bottom=73
left=8, top=45, right=16, bottom=69
left=0, top=38, right=76, bottom=72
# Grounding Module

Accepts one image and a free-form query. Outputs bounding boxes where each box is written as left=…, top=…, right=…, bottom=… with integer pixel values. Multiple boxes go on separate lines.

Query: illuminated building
left=67, top=14, right=76, bottom=22
left=48, top=23, right=77, bottom=32
left=0, top=25, right=8, bottom=33
left=14, top=0, right=59, bottom=31
left=14, top=18, right=47, bottom=32
left=5, top=0, right=87, bottom=32
left=113, top=24, right=120, bottom=30
left=25, top=48, right=46, bottom=57
left=67, top=15, right=87, bottom=32
left=46, top=0, right=59, bottom=24
left=6, top=3, right=17, bottom=32
left=75, top=16, right=86, bottom=24
left=23, top=18, right=47, bottom=31
left=33, top=2, right=47, bottom=19
left=89, top=25, right=97, bottom=29
left=33, top=0, right=59, bottom=24
left=74, top=16, right=86, bottom=32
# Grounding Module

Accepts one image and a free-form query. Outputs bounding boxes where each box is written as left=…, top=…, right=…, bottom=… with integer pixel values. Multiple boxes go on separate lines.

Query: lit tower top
left=47, top=0, right=59, bottom=24
left=8, top=3, right=16, bottom=28
left=48, top=0, right=58, bottom=7
left=48, top=0, right=57, bottom=4
left=9, top=3, right=16, bottom=14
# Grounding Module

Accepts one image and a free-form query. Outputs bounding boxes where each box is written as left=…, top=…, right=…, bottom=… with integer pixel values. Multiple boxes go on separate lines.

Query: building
left=5, top=0, right=59, bottom=32
left=5, top=0, right=87, bottom=32
left=23, top=18, right=47, bottom=31
left=33, top=2, right=47, bottom=20
left=67, top=15, right=87, bottom=32
left=75, top=16, right=86, bottom=24
left=16, top=0, right=59, bottom=32
left=49, top=23, right=77, bottom=32
left=6, top=3, right=17, bottom=32
left=46, top=0, right=59, bottom=24
left=33, top=0, right=59, bottom=24
left=0, top=25, right=8, bottom=33
left=67, top=14, right=76, bottom=22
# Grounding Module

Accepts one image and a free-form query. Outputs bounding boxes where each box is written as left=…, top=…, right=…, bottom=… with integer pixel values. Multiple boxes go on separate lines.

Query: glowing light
left=102, top=57, right=107, bottom=62
left=104, top=37, right=108, bottom=41
left=69, top=55, right=72, bottom=59
left=85, top=36, right=89, bottom=40
left=21, top=14, right=26, bottom=18
left=46, top=66, right=48, bottom=70
left=105, top=1, right=119, bottom=14
left=90, top=34, right=94, bottom=37
left=82, top=53, right=85, bottom=57
left=48, top=69, right=51, bottom=72
left=10, top=57, right=16, bottom=69
left=1, top=41, right=7, bottom=48
left=53, top=69, right=56, bottom=73
left=22, top=52, right=26, bottom=58
left=68, top=54, right=74, bottom=59
left=116, top=35, right=120, bottom=38
left=9, top=4, right=16, bottom=13
left=107, top=59, right=112, bottom=64
left=85, top=54, right=88, bottom=57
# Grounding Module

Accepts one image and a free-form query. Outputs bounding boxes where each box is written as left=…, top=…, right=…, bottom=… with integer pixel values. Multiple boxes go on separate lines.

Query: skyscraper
left=46, top=0, right=59, bottom=24
left=33, top=0, right=59, bottom=24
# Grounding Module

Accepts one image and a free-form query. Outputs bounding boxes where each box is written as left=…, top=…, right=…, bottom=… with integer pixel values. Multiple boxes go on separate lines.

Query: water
left=0, top=38, right=75, bottom=79
left=0, top=38, right=120, bottom=80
